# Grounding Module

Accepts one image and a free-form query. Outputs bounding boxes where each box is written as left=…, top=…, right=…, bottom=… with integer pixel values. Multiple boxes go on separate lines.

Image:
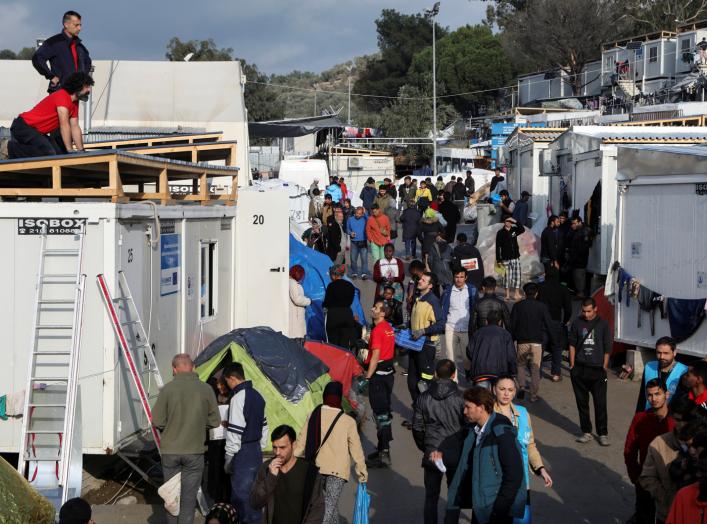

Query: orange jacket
left=366, top=214, right=391, bottom=247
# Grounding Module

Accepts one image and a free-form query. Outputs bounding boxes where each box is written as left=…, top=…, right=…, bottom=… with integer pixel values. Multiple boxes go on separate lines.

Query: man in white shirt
left=441, top=269, right=477, bottom=382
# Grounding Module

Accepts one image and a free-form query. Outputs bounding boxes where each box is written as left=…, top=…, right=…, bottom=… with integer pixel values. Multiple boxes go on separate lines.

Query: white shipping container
left=0, top=191, right=289, bottom=454
left=613, top=145, right=707, bottom=357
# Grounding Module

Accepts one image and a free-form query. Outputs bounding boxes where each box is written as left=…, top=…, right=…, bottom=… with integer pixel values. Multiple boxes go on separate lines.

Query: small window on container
left=648, top=46, right=658, bottom=63
left=200, top=241, right=217, bottom=319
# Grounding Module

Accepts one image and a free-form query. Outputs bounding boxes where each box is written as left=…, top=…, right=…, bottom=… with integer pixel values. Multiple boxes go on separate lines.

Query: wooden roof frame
left=616, top=115, right=707, bottom=127
left=84, top=132, right=223, bottom=150
left=677, top=19, right=707, bottom=33
left=121, top=141, right=237, bottom=166
left=0, top=150, right=238, bottom=205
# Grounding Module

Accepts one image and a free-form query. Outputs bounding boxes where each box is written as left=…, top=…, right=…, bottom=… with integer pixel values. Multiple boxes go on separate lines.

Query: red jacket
left=624, top=410, right=675, bottom=484
left=666, top=482, right=707, bottom=524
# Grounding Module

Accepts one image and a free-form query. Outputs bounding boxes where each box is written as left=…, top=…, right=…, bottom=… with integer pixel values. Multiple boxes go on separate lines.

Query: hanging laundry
left=667, top=298, right=707, bottom=343
left=4, top=390, right=25, bottom=417
left=636, top=285, right=665, bottom=336
left=617, top=268, right=633, bottom=306
left=0, top=395, right=6, bottom=421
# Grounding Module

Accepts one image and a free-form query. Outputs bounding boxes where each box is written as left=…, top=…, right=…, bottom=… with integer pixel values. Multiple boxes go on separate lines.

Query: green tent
left=0, top=455, right=55, bottom=524
left=195, top=340, right=329, bottom=451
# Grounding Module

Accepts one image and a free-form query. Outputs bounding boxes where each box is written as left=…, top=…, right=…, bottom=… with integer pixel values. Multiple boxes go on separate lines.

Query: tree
left=495, top=0, right=629, bottom=94
left=239, top=60, right=284, bottom=122
left=0, top=47, right=36, bottom=60
left=378, top=85, right=458, bottom=162
left=624, top=0, right=707, bottom=32
left=165, top=37, right=233, bottom=61
left=354, top=9, right=448, bottom=111
left=408, top=25, right=515, bottom=115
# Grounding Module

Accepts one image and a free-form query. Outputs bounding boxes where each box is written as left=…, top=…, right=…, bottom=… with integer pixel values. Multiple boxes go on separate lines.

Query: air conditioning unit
left=348, top=157, right=362, bottom=169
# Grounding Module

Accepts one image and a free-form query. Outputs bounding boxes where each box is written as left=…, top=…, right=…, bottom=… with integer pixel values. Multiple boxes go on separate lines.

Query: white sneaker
left=575, top=432, right=593, bottom=444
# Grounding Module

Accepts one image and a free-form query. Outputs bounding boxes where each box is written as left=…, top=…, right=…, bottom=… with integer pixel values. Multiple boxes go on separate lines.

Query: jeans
left=404, top=238, right=417, bottom=258
left=161, top=454, right=204, bottom=524
left=573, top=268, right=587, bottom=295
left=570, top=364, right=608, bottom=435
left=444, top=326, right=469, bottom=377
left=370, top=242, right=386, bottom=264
left=230, top=443, right=263, bottom=524
left=517, top=343, right=543, bottom=397
left=350, top=242, right=369, bottom=275
left=369, top=372, right=394, bottom=451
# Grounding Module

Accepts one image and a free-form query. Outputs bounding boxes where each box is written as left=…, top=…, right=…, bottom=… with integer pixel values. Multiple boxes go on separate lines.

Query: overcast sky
left=0, top=0, right=488, bottom=74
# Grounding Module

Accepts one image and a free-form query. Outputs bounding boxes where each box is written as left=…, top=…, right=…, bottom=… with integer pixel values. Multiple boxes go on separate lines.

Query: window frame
left=199, top=240, right=218, bottom=321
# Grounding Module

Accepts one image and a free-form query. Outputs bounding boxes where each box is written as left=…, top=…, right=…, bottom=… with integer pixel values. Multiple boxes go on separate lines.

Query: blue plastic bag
left=513, top=503, right=532, bottom=524
left=353, top=482, right=370, bottom=524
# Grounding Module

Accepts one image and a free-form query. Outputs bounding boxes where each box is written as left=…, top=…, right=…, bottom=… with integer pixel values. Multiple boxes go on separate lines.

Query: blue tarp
left=289, top=235, right=367, bottom=340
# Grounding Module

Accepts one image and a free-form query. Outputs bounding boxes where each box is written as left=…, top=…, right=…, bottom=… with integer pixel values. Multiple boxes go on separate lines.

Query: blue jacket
left=360, top=185, right=377, bottom=210
left=32, top=32, right=92, bottom=92
left=447, top=413, right=526, bottom=523
left=346, top=215, right=367, bottom=241
left=325, top=183, right=342, bottom=203
left=441, top=283, right=477, bottom=326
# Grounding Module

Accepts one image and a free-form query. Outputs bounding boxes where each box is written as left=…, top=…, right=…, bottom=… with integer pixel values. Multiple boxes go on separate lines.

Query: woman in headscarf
left=493, top=374, right=553, bottom=523
left=289, top=265, right=311, bottom=339
left=322, top=263, right=359, bottom=350
left=295, top=382, right=368, bottom=524
left=205, top=502, right=238, bottom=524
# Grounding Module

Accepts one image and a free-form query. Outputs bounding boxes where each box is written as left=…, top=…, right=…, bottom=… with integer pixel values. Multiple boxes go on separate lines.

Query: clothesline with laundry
left=609, top=261, right=707, bottom=343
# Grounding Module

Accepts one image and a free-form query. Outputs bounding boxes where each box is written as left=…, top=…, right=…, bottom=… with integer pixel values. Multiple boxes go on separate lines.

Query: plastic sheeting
left=195, top=341, right=329, bottom=450
left=477, top=223, right=544, bottom=283
left=195, top=327, right=328, bottom=403
left=289, top=234, right=367, bottom=340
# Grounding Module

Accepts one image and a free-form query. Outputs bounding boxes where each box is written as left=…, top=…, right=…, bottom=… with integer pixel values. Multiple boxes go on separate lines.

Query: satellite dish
left=184, top=52, right=194, bottom=62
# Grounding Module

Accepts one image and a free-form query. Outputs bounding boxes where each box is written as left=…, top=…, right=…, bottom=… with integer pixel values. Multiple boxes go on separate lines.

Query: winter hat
left=423, top=208, right=436, bottom=220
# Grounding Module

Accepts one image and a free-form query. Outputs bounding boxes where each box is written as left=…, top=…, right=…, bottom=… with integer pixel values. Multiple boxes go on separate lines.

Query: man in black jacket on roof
left=510, top=283, right=555, bottom=402
left=538, top=262, right=572, bottom=382
left=413, top=359, right=465, bottom=524
left=33, top=11, right=92, bottom=93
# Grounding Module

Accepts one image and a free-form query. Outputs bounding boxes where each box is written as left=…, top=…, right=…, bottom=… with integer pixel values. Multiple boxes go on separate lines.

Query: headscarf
left=423, top=208, right=437, bottom=220
left=205, top=503, right=238, bottom=524
left=328, top=263, right=346, bottom=278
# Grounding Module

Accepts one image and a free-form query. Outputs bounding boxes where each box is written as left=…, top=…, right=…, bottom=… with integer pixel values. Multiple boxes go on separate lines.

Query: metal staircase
left=17, top=225, right=86, bottom=510
left=617, top=78, right=641, bottom=99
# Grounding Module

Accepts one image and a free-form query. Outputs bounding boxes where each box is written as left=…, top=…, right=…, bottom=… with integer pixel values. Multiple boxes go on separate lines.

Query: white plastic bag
left=158, top=472, right=181, bottom=517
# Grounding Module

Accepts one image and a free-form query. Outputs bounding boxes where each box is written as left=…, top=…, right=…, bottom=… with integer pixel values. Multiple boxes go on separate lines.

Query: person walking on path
left=441, top=269, right=477, bottom=381
left=360, top=177, right=377, bottom=214
left=416, top=180, right=433, bottom=205
left=537, top=262, right=572, bottom=382
left=451, top=233, right=485, bottom=291
left=419, top=208, right=444, bottom=259
left=399, top=176, right=414, bottom=210
left=569, top=297, right=613, bottom=446
left=347, top=206, right=369, bottom=279
left=32, top=11, right=92, bottom=93
left=412, top=359, right=465, bottom=524
left=250, top=425, right=325, bottom=524
left=512, top=191, right=531, bottom=227
left=469, top=277, right=510, bottom=334
left=372, top=243, right=405, bottom=303
left=295, top=382, right=367, bottom=524
left=363, top=300, right=397, bottom=468
left=374, top=185, right=398, bottom=239
left=409, top=272, right=445, bottom=403
left=8, top=72, right=93, bottom=159
left=223, top=363, right=268, bottom=524
left=438, top=192, right=461, bottom=243
left=366, top=204, right=391, bottom=263
left=498, top=190, right=515, bottom=222
left=540, top=215, right=563, bottom=265
left=400, top=204, right=422, bottom=260
left=467, top=309, right=517, bottom=388
left=493, top=375, right=554, bottom=522
left=495, top=217, right=525, bottom=302
left=510, top=283, right=555, bottom=402
left=624, top=379, right=676, bottom=524
left=464, top=170, right=475, bottom=196
left=636, top=336, right=688, bottom=412
left=325, top=208, right=345, bottom=264
left=567, top=216, right=593, bottom=297
left=152, top=354, right=221, bottom=524
left=446, top=387, right=526, bottom=524
left=322, top=264, right=359, bottom=350
left=289, top=265, right=311, bottom=339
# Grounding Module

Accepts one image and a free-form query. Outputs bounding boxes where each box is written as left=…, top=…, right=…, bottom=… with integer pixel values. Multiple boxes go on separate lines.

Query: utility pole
left=346, top=62, right=355, bottom=125
left=425, top=2, right=440, bottom=178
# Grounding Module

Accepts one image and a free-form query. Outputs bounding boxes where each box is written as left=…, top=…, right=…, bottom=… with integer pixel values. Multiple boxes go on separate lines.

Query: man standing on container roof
left=32, top=11, right=92, bottom=93
left=8, top=72, right=94, bottom=159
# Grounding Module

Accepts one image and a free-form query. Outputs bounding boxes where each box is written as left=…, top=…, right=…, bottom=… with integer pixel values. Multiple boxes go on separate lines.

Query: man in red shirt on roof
left=8, top=72, right=94, bottom=159
left=363, top=300, right=396, bottom=468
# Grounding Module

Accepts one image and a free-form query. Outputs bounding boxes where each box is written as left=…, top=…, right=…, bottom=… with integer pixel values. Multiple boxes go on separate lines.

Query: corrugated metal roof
left=570, top=125, right=707, bottom=142
left=83, top=126, right=209, bottom=144
left=618, top=144, right=707, bottom=157
left=517, top=128, right=566, bottom=142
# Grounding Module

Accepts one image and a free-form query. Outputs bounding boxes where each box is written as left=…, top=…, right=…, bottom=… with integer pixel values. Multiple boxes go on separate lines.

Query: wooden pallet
left=0, top=150, right=238, bottom=205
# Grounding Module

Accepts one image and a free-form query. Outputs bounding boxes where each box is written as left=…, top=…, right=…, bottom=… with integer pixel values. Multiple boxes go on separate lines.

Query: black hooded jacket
left=412, top=379, right=465, bottom=465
